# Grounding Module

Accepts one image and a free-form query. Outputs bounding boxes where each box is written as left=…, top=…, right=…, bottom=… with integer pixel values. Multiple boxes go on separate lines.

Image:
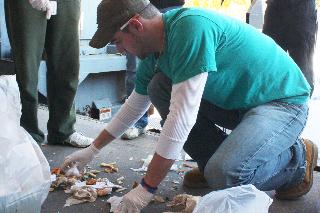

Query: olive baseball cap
left=90, top=0, right=151, bottom=49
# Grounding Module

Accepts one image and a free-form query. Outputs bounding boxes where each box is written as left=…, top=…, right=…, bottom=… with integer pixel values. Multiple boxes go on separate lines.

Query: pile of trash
left=50, top=163, right=126, bottom=207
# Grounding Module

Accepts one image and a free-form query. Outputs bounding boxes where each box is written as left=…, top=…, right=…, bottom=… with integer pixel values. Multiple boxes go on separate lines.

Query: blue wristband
left=140, top=178, right=158, bottom=194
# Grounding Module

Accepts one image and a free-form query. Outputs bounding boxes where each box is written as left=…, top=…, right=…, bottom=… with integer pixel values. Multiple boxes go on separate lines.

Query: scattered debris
left=165, top=194, right=200, bottom=213
left=65, top=164, right=81, bottom=177
left=101, top=162, right=119, bottom=173
left=100, top=162, right=116, bottom=167
left=64, top=186, right=97, bottom=207
left=87, top=172, right=97, bottom=178
left=172, top=180, right=180, bottom=184
left=104, top=167, right=119, bottom=173
left=116, top=176, right=125, bottom=184
left=97, top=188, right=112, bottom=197
left=115, top=188, right=127, bottom=193
left=89, top=170, right=101, bottom=174
left=50, top=166, right=125, bottom=207
left=86, top=178, right=97, bottom=185
left=51, top=176, right=74, bottom=189
left=51, top=167, right=62, bottom=175
left=131, top=155, right=179, bottom=172
left=153, top=195, right=166, bottom=203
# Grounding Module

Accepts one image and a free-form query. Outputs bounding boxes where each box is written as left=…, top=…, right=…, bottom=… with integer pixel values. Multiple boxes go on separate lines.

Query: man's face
left=112, top=29, right=149, bottom=59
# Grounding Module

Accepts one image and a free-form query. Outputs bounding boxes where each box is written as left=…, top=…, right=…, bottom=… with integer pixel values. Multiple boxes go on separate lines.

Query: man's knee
left=204, top=158, right=252, bottom=190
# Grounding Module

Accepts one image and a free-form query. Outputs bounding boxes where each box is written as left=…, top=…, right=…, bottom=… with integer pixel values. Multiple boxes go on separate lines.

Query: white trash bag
left=0, top=75, right=51, bottom=213
left=193, top=184, right=273, bottom=213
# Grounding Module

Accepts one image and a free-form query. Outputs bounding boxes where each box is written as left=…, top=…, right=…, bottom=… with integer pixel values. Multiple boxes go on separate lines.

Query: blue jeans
left=148, top=72, right=308, bottom=191
left=126, top=53, right=148, bottom=129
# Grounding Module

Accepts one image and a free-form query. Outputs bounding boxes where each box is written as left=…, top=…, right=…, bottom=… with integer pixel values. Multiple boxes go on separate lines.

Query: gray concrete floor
left=38, top=106, right=320, bottom=213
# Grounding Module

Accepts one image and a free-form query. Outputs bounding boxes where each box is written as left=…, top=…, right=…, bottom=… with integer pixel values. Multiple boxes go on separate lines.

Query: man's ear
left=128, top=17, right=144, bottom=34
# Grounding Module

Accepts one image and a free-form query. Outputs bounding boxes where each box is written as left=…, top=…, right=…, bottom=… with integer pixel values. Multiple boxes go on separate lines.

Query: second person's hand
left=61, top=143, right=100, bottom=173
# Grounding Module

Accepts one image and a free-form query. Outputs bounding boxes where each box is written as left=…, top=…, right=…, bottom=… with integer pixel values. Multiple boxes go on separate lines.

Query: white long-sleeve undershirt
left=105, top=72, right=208, bottom=160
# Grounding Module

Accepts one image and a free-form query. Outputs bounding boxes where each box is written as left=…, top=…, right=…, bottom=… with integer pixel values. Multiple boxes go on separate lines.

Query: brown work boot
left=183, top=168, right=209, bottom=189
left=275, top=139, right=318, bottom=200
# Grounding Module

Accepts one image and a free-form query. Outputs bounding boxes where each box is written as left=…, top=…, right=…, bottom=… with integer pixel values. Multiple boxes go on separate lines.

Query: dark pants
left=5, top=0, right=80, bottom=144
left=263, top=0, right=318, bottom=95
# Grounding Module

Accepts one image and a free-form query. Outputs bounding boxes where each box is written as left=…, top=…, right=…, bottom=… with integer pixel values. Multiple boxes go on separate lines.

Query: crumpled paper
left=164, top=194, right=201, bottom=213
left=63, top=178, right=125, bottom=207
left=65, top=164, right=81, bottom=177
left=65, top=186, right=97, bottom=207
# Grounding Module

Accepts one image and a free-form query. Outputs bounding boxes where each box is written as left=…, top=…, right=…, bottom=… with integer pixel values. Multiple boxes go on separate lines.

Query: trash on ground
left=89, top=170, right=101, bottom=174
left=65, top=164, right=81, bottom=177
left=153, top=195, right=166, bottom=203
left=50, top=166, right=125, bottom=207
left=86, top=178, right=97, bottom=185
left=64, top=186, right=97, bottom=207
left=164, top=194, right=200, bottom=213
left=97, top=187, right=112, bottom=197
left=130, top=155, right=179, bottom=172
left=116, top=176, right=125, bottom=184
left=51, top=167, right=62, bottom=175
left=101, top=162, right=119, bottom=173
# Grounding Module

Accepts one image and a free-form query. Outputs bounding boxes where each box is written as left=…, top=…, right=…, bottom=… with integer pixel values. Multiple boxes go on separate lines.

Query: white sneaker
left=64, top=132, right=93, bottom=148
left=121, top=127, right=147, bottom=140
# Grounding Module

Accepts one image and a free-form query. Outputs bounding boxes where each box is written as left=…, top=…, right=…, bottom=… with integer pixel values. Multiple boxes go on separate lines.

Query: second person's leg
left=45, top=0, right=80, bottom=145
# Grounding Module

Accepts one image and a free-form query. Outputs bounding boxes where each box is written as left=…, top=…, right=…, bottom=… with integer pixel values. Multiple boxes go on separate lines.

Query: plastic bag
left=0, top=75, right=51, bottom=213
left=193, top=184, right=273, bottom=213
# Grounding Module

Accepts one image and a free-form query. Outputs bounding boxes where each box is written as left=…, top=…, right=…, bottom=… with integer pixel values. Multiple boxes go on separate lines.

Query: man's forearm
left=93, top=129, right=115, bottom=150
left=144, top=153, right=175, bottom=187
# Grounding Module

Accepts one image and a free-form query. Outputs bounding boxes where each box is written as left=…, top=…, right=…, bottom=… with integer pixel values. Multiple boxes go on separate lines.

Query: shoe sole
left=276, top=140, right=318, bottom=200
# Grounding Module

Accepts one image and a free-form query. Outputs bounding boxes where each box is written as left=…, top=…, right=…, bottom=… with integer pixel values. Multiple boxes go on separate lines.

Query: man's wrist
left=140, top=178, right=158, bottom=194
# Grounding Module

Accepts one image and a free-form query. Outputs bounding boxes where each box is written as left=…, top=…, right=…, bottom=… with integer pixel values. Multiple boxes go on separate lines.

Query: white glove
left=61, top=144, right=100, bottom=172
left=113, top=184, right=154, bottom=213
left=29, top=0, right=54, bottom=19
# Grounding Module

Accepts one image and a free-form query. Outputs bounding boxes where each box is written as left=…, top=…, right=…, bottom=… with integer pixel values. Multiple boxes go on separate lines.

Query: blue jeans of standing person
left=148, top=72, right=309, bottom=191
left=126, top=53, right=148, bottom=129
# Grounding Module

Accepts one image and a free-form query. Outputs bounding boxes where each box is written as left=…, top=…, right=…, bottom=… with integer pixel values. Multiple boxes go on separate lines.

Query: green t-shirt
left=135, top=8, right=310, bottom=110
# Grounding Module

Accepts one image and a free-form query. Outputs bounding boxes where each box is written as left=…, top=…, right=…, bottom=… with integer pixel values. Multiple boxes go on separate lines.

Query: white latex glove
left=29, top=0, right=54, bottom=19
left=113, top=184, right=154, bottom=213
left=61, top=144, right=100, bottom=172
